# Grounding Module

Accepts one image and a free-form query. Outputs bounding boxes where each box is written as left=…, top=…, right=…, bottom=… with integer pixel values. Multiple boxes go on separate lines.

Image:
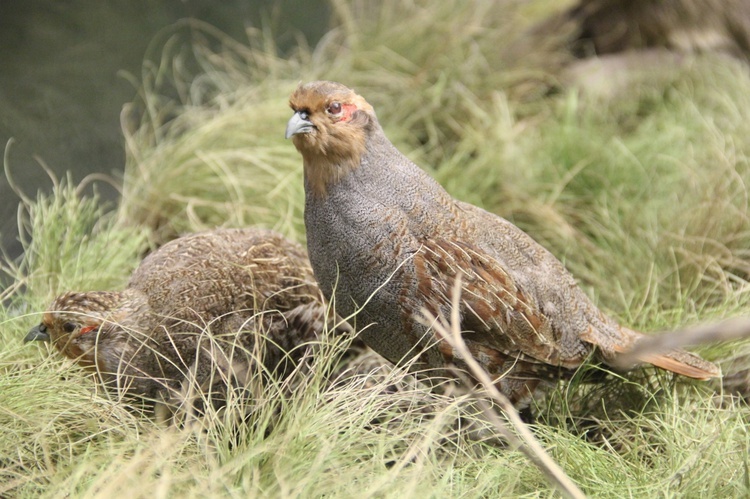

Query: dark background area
left=0, top=0, right=328, bottom=262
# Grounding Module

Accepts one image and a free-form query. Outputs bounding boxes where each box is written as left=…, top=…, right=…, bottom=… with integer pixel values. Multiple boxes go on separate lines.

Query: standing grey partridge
left=25, top=228, right=344, bottom=413
left=286, top=80, right=720, bottom=408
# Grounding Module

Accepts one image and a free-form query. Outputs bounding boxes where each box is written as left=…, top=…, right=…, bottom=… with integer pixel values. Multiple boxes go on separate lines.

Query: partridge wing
left=412, top=238, right=588, bottom=369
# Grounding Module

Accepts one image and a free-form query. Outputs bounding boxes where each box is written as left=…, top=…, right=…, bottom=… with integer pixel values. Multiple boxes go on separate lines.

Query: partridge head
left=286, top=80, right=375, bottom=198
left=26, top=290, right=149, bottom=371
left=26, top=288, right=172, bottom=400
left=287, top=81, right=720, bottom=407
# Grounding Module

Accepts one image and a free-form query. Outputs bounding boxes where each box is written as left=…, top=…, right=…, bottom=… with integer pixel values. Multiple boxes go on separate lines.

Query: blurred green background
left=0, top=0, right=329, bottom=260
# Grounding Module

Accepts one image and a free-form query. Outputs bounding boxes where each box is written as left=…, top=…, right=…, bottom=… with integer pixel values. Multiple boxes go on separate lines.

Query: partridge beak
left=24, top=324, right=50, bottom=343
left=285, top=111, right=314, bottom=139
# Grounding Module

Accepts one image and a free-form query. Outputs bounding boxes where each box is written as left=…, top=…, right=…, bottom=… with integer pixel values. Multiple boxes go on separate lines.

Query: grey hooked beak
left=25, top=323, right=50, bottom=343
left=285, top=111, right=314, bottom=139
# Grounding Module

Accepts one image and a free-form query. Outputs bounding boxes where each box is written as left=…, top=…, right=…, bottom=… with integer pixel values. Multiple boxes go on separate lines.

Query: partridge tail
left=634, top=348, right=720, bottom=380
left=583, top=326, right=721, bottom=380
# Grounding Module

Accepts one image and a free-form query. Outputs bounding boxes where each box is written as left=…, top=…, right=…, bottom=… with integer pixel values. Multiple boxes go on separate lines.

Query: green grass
left=3, top=1, right=750, bottom=496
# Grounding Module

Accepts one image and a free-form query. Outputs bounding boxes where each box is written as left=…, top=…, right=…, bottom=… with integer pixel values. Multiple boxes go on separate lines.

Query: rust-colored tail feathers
left=587, top=327, right=721, bottom=380
left=635, top=348, right=720, bottom=380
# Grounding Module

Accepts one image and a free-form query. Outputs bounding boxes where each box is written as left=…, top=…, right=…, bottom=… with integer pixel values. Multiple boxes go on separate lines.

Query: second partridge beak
left=285, top=111, right=314, bottom=139
left=25, top=324, right=50, bottom=343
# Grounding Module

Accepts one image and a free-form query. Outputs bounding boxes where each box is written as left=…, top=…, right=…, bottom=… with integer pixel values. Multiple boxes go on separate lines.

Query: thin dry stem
left=614, top=316, right=750, bottom=370
left=420, top=276, right=586, bottom=499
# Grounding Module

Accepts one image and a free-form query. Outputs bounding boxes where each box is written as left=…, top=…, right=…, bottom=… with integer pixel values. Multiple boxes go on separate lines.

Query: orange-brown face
left=286, top=81, right=376, bottom=197
left=25, top=291, right=123, bottom=368
left=287, top=81, right=374, bottom=149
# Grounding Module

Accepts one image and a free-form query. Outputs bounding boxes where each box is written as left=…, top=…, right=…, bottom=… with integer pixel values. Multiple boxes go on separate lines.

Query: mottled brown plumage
left=287, top=81, right=720, bottom=408
left=26, top=228, right=344, bottom=414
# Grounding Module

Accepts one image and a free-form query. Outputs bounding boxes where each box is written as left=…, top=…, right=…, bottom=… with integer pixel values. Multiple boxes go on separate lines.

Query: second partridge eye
left=327, top=102, right=342, bottom=115
left=62, top=322, right=77, bottom=333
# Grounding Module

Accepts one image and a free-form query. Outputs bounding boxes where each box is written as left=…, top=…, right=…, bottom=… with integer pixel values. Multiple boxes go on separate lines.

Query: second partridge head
left=26, top=290, right=146, bottom=372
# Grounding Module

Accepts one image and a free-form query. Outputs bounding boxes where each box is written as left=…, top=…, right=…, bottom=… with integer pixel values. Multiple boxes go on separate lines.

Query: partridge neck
left=302, top=154, right=361, bottom=199
left=301, top=123, right=374, bottom=199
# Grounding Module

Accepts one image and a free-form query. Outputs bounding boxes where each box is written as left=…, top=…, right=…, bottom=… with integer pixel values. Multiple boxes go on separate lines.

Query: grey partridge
left=286, top=80, right=720, bottom=408
left=25, top=228, right=343, bottom=413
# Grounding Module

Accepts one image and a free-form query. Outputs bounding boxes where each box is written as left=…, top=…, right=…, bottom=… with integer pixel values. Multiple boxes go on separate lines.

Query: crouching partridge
left=286, top=80, right=719, bottom=408
left=25, top=228, right=345, bottom=414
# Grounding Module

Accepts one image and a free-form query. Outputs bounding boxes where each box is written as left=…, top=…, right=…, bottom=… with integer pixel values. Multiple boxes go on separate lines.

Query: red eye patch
left=339, top=103, right=358, bottom=122
left=80, top=325, right=98, bottom=335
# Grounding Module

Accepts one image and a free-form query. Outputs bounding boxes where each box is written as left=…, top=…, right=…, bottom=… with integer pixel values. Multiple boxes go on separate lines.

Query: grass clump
left=4, top=174, right=148, bottom=300
left=4, top=0, right=750, bottom=497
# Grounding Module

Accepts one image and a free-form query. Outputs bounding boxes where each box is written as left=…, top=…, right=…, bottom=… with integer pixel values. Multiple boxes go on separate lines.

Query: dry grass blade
left=613, top=316, right=750, bottom=370
left=420, top=276, right=587, bottom=499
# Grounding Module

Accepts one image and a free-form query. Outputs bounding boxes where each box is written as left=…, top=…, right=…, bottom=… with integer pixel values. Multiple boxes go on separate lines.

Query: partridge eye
left=62, top=322, right=77, bottom=333
left=327, top=102, right=342, bottom=115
